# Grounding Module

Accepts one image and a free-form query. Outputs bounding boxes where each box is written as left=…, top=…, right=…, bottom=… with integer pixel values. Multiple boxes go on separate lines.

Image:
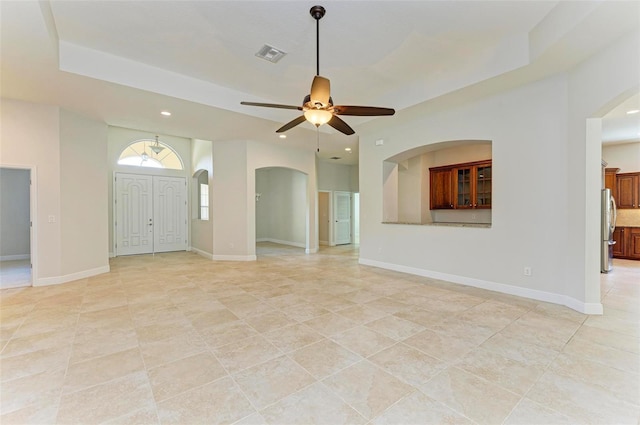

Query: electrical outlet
left=48, top=215, right=56, bottom=223
left=523, top=267, right=532, bottom=276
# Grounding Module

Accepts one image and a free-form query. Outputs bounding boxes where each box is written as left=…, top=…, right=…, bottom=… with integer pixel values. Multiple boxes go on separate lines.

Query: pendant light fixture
left=150, top=135, right=165, bottom=155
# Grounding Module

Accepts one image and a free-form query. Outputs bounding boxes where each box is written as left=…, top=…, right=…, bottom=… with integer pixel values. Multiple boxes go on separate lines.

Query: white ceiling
left=1, top=1, right=639, bottom=164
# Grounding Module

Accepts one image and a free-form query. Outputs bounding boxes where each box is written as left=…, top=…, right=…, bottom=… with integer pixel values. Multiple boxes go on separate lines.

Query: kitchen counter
left=382, top=221, right=491, bottom=228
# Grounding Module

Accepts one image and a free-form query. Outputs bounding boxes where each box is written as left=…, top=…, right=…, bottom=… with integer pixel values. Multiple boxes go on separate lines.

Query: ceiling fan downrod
left=310, top=5, right=325, bottom=76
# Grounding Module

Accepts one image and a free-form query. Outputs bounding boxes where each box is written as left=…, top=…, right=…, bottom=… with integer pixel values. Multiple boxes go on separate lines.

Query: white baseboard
left=211, top=254, right=257, bottom=262
left=258, top=238, right=306, bottom=249
left=358, top=257, right=602, bottom=315
left=108, top=251, right=115, bottom=258
left=1, top=280, right=32, bottom=289
left=306, top=247, right=318, bottom=254
left=191, top=247, right=213, bottom=260
left=34, top=265, right=110, bottom=287
left=0, top=254, right=30, bottom=261
left=319, top=240, right=329, bottom=246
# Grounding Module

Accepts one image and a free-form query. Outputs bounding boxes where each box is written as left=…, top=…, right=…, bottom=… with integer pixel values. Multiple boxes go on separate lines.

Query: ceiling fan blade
left=327, top=115, right=355, bottom=135
left=276, top=115, right=307, bottom=133
left=333, top=105, right=395, bottom=116
left=310, top=76, right=331, bottom=107
left=241, top=101, right=302, bottom=111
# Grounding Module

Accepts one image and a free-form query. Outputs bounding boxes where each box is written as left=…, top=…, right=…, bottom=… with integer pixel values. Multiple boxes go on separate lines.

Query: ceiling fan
left=241, top=5, right=395, bottom=136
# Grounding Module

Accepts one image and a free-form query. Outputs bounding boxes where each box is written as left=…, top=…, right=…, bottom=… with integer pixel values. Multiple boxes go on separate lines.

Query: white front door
left=334, top=191, right=351, bottom=245
left=153, top=176, right=187, bottom=252
left=115, top=173, right=187, bottom=255
left=116, top=174, right=153, bottom=255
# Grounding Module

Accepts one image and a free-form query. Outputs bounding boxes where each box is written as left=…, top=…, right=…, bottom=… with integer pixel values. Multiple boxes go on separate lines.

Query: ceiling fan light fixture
left=304, top=109, right=332, bottom=126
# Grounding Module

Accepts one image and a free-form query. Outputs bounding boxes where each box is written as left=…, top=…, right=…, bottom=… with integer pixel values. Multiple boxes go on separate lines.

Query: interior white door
left=334, top=191, right=351, bottom=245
left=116, top=173, right=153, bottom=255
left=153, top=176, right=187, bottom=252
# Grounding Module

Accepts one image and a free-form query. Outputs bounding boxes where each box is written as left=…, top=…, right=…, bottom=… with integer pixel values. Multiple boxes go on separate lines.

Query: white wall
left=60, top=109, right=109, bottom=275
left=317, top=161, right=358, bottom=192
left=1, top=99, right=61, bottom=280
left=0, top=168, right=30, bottom=259
left=191, top=138, right=214, bottom=257
left=358, top=30, right=639, bottom=314
left=602, top=142, right=640, bottom=173
left=0, top=98, right=109, bottom=284
left=397, top=156, right=422, bottom=223
left=359, top=75, right=577, bottom=310
left=566, top=30, right=640, bottom=307
left=255, top=169, right=270, bottom=241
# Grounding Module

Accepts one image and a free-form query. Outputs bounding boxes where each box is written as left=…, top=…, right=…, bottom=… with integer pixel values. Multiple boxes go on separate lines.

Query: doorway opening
left=255, top=167, right=308, bottom=257
left=0, top=167, right=34, bottom=288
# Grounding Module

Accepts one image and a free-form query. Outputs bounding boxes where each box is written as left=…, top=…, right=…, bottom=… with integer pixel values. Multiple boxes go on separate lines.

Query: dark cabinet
left=612, top=227, right=625, bottom=257
left=430, top=160, right=491, bottom=210
left=429, top=168, right=453, bottom=209
left=604, top=168, right=619, bottom=195
left=616, top=173, right=640, bottom=209
left=613, top=227, right=640, bottom=260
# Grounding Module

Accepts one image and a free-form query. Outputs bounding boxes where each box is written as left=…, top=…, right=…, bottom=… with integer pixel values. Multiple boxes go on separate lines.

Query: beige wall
left=1, top=99, right=61, bottom=280
left=317, top=161, right=358, bottom=192
left=191, top=138, right=214, bottom=257
left=602, top=142, right=640, bottom=173
left=358, top=29, right=639, bottom=313
left=60, top=109, right=109, bottom=275
left=0, top=98, right=109, bottom=284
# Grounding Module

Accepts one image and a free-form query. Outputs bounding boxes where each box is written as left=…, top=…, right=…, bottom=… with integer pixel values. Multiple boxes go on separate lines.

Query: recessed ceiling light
left=161, top=111, right=171, bottom=116
left=279, top=134, right=287, bottom=139
left=627, top=109, right=639, bottom=114
left=345, top=147, right=352, bottom=152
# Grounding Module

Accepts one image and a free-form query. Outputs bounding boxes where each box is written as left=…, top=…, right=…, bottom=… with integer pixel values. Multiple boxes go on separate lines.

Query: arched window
left=193, top=169, right=209, bottom=220
left=117, top=138, right=183, bottom=170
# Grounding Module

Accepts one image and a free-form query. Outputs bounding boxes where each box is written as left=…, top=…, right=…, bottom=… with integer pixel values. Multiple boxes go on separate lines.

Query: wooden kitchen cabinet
left=604, top=168, right=619, bottom=195
left=612, top=227, right=625, bottom=257
left=430, top=160, right=491, bottom=210
left=429, top=168, right=453, bottom=209
left=612, top=226, right=640, bottom=260
left=616, top=172, right=640, bottom=209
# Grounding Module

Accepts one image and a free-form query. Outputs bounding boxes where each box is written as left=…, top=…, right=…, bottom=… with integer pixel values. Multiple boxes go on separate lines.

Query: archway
left=255, top=167, right=309, bottom=257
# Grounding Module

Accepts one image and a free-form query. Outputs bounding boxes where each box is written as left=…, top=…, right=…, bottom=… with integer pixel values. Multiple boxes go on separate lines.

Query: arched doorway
left=255, top=167, right=308, bottom=257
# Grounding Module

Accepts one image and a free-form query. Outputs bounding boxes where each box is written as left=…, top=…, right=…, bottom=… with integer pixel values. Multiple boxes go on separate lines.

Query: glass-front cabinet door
left=431, top=159, right=491, bottom=210
left=453, top=161, right=491, bottom=209
left=475, top=164, right=492, bottom=208
left=455, top=167, right=473, bottom=208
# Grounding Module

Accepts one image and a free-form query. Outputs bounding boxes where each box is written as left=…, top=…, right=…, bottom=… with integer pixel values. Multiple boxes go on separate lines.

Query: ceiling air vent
left=255, top=45, right=287, bottom=63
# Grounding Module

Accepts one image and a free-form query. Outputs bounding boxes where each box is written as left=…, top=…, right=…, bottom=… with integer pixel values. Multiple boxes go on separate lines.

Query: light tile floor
left=0, top=243, right=638, bottom=424
left=0, top=260, right=31, bottom=289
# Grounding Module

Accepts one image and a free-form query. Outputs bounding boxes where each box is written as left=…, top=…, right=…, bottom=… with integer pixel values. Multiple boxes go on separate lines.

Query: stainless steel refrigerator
left=601, top=188, right=617, bottom=273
